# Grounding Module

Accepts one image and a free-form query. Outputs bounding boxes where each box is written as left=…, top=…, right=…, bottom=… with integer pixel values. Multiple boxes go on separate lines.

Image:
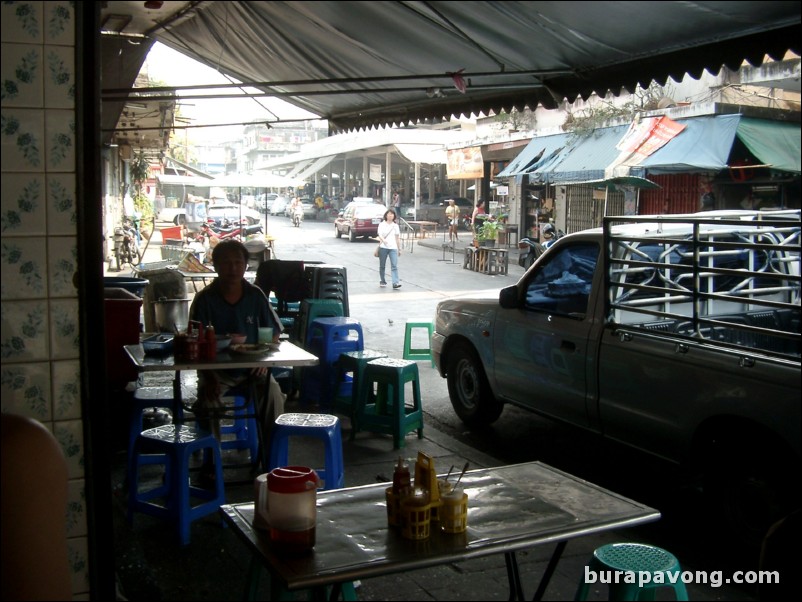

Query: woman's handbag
left=374, top=245, right=380, bottom=257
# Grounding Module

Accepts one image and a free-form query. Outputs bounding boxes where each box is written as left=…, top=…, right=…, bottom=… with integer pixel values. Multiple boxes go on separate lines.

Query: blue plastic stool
left=128, top=386, right=180, bottom=464
left=402, top=319, right=435, bottom=367
left=128, top=424, right=226, bottom=546
left=217, top=394, right=260, bottom=467
left=295, top=298, right=345, bottom=346
left=574, top=543, right=689, bottom=601
left=356, top=358, right=424, bottom=449
left=332, top=349, right=388, bottom=434
left=269, top=413, right=345, bottom=490
left=301, top=317, right=365, bottom=407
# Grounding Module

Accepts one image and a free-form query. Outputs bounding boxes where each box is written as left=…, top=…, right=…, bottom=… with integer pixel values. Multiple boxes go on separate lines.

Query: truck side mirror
left=499, top=285, right=519, bottom=309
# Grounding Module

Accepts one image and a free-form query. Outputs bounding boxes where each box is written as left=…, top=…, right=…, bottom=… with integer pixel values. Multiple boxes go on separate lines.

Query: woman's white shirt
left=378, top=221, right=400, bottom=250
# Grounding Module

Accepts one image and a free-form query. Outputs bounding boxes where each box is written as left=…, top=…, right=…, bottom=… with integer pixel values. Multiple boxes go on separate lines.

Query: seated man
left=189, top=239, right=283, bottom=481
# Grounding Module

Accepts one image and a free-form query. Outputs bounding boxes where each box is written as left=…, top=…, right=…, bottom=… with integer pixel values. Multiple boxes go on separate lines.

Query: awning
left=544, top=125, right=631, bottom=184
left=211, top=173, right=305, bottom=188
left=293, top=155, right=336, bottom=182
left=635, top=115, right=741, bottom=174
left=156, top=174, right=213, bottom=186
left=394, top=144, right=447, bottom=165
left=565, top=176, right=662, bottom=190
left=284, top=160, right=313, bottom=179
left=736, top=118, right=801, bottom=174
left=496, top=133, right=570, bottom=178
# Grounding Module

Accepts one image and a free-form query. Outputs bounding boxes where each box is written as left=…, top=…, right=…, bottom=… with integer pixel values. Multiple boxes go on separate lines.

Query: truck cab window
left=524, top=243, right=599, bottom=316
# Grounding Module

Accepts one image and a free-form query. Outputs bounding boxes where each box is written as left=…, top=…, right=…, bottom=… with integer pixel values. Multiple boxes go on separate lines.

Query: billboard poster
left=447, top=147, right=484, bottom=179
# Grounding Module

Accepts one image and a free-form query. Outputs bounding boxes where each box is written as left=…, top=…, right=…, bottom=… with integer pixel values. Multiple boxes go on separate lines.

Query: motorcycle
left=292, top=205, right=304, bottom=227
left=517, top=228, right=564, bottom=269
left=111, top=217, right=141, bottom=271
left=199, top=220, right=263, bottom=245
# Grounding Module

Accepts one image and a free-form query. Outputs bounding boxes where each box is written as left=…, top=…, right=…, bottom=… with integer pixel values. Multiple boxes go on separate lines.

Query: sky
left=141, top=42, right=319, bottom=145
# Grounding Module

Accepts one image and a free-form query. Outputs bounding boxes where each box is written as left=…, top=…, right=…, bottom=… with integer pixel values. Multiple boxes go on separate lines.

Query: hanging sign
left=369, top=163, right=382, bottom=182
left=496, top=185, right=509, bottom=196
left=447, top=147, right=484, bottom=179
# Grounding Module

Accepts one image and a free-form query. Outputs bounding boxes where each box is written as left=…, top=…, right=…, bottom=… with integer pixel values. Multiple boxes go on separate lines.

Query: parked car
left=269, top=196, right=289, bottom=216
left=334, top=201, right=387, bottom=241
left=157, top=200, right=261, bottom=226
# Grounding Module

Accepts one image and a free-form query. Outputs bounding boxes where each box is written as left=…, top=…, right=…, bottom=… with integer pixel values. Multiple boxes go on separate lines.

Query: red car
left=334, top=201, right=387, bottom=242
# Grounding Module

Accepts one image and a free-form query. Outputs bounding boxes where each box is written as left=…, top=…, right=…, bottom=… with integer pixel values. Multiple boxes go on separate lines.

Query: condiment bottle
left=392, top=456, right=411, bottom=496
left=205, top=323, right=216, bottom=360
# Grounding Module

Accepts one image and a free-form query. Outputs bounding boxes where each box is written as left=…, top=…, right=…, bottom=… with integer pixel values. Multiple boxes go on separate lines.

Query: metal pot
left=153, top=298, right=189, bottom=333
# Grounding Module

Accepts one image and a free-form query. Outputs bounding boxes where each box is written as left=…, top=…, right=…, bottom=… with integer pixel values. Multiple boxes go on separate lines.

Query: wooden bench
left=407, top=221, right=438, bottom=239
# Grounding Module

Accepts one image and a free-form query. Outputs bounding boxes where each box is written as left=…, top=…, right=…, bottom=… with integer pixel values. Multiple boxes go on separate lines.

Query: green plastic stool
left=402, top=319, right=435, bottom=367
left=332, top=349, right=388, bottom=437
left=574, top=543, right=689, bottom=601
left=356, top=357, right=424, bottom=449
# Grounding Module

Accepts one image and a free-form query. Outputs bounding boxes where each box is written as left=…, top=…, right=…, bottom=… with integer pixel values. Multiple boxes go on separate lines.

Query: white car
left=158, top=201, right=262, bottom=226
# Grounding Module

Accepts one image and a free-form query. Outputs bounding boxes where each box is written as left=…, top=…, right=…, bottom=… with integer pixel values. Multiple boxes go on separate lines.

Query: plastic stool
left=217, top=394, right=259, bottom=467
left=357, top=358, right=424, bottom=449
left=301, top=317, right=365, bottom=407
left=128, top=424, right=226, bottom=546
left=269, top=413, right=345, bottom=490
left=128, top=386, right=179, bottom=463
left=295, top=298, right=345, bottom=346
left=332, top=349, right=388, bottom=431
left=574, top=543, right=689, bottom=601
left=402, top=319, right=435, bottom=367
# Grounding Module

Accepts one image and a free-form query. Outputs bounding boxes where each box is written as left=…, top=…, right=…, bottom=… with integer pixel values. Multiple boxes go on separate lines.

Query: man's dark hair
left=211, top=239, right=250, bottom=264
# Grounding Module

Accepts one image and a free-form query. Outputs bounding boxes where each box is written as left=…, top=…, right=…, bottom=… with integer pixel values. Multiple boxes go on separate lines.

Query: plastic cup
left=258, top=327, right=273, bottom=344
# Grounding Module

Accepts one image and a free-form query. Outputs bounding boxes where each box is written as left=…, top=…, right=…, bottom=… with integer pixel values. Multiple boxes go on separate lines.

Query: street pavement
left=109, top=216, right=760, bottom=601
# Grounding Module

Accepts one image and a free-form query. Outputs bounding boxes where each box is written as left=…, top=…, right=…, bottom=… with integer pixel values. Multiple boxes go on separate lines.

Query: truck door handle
left=561, top=340, right=576, bottom=352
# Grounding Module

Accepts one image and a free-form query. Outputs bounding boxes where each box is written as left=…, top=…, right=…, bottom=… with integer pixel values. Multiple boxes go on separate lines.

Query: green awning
left=736, top=118, right=801, bottom=174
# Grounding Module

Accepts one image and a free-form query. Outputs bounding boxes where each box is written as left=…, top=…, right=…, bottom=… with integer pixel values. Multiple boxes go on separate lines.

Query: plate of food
left=228, top=343, right=280, bottom=356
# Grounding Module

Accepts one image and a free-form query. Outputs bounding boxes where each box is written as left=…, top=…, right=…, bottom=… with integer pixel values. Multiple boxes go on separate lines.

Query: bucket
left=153, top=298, right=189, bottom=332
left=103, top=276, right=149, bottom=298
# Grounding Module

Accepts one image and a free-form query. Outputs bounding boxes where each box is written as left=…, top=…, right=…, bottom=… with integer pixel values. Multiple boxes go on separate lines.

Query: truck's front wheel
left=446, top=341, right=503, bottom=427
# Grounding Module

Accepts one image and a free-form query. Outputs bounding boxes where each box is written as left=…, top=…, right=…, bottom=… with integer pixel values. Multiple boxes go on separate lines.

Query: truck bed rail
left=604, top=211, right=800, bottom=360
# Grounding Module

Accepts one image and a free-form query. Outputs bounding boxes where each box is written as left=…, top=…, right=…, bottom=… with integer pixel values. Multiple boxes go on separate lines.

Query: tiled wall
left=1, top=1, right=88, bottom=598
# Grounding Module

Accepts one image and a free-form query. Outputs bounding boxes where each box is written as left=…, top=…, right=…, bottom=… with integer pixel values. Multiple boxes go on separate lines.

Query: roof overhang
left=99, top=2, right=801, bottom=133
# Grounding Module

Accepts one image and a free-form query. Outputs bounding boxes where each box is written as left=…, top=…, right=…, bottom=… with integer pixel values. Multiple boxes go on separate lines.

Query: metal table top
left=221, top=461, right=660, bottom=591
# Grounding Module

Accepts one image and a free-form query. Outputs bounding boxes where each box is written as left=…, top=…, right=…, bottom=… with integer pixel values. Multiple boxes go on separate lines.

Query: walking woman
left=377, top=209, right=402, bottom=289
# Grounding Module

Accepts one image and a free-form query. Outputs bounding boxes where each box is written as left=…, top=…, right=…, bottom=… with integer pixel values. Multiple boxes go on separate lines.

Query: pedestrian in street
left=377, top=209, right=402, bottom=289
left=392, top=191, right=402, bottom=218
left=471, top=198, right=486, bottom=235
left=445, top=198, right=460, bottom=244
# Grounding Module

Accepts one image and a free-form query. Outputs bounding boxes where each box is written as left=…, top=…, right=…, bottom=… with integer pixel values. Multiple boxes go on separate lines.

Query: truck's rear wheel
left=446, top=341, right=503, bottom=427
left=701, top=432, right=800, bottom=547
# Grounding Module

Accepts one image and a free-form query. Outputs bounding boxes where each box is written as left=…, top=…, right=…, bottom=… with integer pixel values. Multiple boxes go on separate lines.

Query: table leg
left=531, top=541, right=566, bottom=601
left=505, top=551, right=525, bottom=601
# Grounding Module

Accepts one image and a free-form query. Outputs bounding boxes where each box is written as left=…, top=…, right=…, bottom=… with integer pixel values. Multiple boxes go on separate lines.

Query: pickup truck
left=432, top=210, right=800, bottom=541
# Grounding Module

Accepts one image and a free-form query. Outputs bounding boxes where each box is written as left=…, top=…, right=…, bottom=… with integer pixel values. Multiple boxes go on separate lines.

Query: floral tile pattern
left=53, top=417, right=83, bottom=477
left=44, top=108, right=74, bottom=170
left=67, top=534, right=89, bottom=594
left=46, top=172, right=76, bottom=234
left=66, top=478, right=87, bottom=538
left=0, top=2, right=43, bottom=44
left=43, top=44, right=73, bottom=108
left=49, top=298, right=80, bottom=359
left=0, top=299, right=49, bottom=361
left=0, top=235, right=47, bottom=299
left=52, top=358, right=80, bottom=419
left=44, top=1, right=73, bottom=46
left=0, top=43, right=43, bottom=107
left=1, top=172, right=46, bottom=235
left=47, top=235, right=77, bottom=297
left=0, top=361, right=51, bottom=420
left=0, top=107, right=45, bottom=170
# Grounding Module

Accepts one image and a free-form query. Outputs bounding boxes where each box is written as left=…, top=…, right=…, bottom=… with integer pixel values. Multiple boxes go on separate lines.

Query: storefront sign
left=447, top=147, right=484, bottom=179
left=496, top=185, right=509, bottom=196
